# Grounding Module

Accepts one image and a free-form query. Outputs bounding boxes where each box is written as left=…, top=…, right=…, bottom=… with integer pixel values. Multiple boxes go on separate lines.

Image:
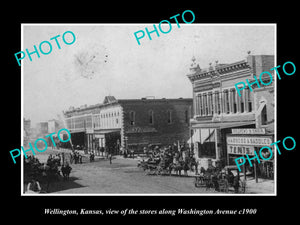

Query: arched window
left=261, top=105, right=267, bottom=125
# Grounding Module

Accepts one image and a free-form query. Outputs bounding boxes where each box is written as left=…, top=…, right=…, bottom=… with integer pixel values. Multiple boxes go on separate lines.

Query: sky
left=22, top=24, right=275, bottom=126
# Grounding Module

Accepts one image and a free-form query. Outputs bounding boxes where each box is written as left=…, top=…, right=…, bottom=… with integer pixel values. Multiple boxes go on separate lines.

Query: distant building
left=24, top=118, right=31, bottom=132
left=63, top=96, right=193, bottom=155
left=23, top=118, right=31, bottom=146
left=48, top=119, right=60, bottom=133
left=36, top=122, right=48, bottom=136
left=187, top=54, right=275, bottom=179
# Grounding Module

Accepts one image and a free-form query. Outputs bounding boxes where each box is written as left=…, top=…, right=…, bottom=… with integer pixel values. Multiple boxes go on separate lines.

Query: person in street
left=233, top=175, right=240, bottom=193
left=108, top=150, right=112, bottom=164
left=90, top=151, right=95, bottom=162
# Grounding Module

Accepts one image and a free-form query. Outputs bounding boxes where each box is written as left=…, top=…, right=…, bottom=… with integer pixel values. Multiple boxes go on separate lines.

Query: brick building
left=187, top=54, right=275, bottom=178
left=63, top=96, right=193, bottom=155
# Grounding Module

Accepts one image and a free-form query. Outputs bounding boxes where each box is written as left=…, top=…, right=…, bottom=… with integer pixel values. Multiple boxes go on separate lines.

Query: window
left=261, top=105, right=267, bottom=125
left=167, top=110, right=172, bottom=124
left=185, top=109, right=189, bottom=123
left=232, top=89, right=237, bottom=113
left=209, top=93, right=213, bottom=115
left=149, top=110, right=154, bottom=124
left=247, top=88, right=253, bottom=112
left=198, top=128, right=216, bottom=158
left=203, top=94, right=208, bottom=115
left=240, top=89, right=244, bottom=113
left=215, top=91, right=221, bottom=114
left=225, top=90, right=230, bottom=114
left=199, top=94, right=203, bottom=116
left=129, top=111, right=135, bottom=125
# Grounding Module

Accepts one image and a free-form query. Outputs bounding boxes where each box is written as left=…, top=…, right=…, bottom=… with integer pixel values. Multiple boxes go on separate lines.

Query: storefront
left=190, top=121, right=256, bottom=169
left=89, top=129, right=121, bottom=156
left=226, top=128, right=274, bottom=180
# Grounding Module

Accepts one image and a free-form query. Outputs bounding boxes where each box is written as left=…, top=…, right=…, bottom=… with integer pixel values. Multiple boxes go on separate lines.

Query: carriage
left=137, top=158, right=163, bottom=175
left=138, top=153, right=198, bottom=176
left=194, top=165, right=246, bottom=193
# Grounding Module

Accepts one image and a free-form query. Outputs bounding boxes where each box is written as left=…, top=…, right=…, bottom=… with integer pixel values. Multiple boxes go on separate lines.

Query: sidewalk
left=243, top=177, right=275, bottom=194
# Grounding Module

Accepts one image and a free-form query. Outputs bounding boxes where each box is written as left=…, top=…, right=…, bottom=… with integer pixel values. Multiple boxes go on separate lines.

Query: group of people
left=197, top=166, right=242, bottom=193
left=70, top=150, right=83, bottom=164
left=24, top=154, right=73, bottom=193
left=140, top=145, right=198, bottom=176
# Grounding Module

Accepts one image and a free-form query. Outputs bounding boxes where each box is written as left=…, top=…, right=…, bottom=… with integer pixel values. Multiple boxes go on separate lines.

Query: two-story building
left=187, top=54, right=275, bottom=178
left=63, top=96, right=193, bottom=155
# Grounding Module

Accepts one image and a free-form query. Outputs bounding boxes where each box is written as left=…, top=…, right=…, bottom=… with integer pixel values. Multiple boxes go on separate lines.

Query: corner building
left=187, top=54, right=275, bottom=178
left=64, top=96, right=192, bottom=155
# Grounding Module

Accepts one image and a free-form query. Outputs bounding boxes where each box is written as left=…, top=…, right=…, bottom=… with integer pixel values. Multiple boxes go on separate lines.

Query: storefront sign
left=232, top=128, right=265, bottom=135
left=227, top=145, right=255, bottom=155
left=227, top=136, right=272, bottom=146
left=126, top=127, right=157, bottom=134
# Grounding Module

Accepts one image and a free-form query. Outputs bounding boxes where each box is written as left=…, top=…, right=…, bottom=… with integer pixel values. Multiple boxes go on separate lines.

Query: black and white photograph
left=21, top=24, right=276, bottom=195
left=4, top=4, right=298, bottom=221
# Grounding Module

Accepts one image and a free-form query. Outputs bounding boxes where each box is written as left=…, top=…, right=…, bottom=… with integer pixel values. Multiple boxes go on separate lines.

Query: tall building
left=63, top=96, right=193, bottom=155
left=187, top=54, right=275, bottom=178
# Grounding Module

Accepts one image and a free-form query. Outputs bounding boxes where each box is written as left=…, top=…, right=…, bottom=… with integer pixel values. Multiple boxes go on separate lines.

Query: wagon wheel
left=239, top=180, right=246, bottom=193
left=194, top=177, right=200, bottom=187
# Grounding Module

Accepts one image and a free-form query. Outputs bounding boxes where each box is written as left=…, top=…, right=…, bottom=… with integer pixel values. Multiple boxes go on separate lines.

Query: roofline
left=64, top=98, right=193, bottom=114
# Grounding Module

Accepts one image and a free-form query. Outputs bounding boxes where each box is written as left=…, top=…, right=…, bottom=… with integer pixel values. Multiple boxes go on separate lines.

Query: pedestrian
left=109, top=152, right=112, bottom=164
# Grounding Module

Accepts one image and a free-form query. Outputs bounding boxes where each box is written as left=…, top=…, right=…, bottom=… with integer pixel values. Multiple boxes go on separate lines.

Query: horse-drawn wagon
left=194, top=165, right=246, bottom=193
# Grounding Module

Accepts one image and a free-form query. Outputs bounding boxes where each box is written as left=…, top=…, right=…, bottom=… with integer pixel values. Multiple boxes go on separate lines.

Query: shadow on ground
left=24, top=177, right=86, bottom=194
left=44, top=177, right=86, bottom=193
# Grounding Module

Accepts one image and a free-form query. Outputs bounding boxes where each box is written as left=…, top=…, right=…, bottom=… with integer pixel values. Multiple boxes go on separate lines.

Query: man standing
left=108, top=150, right=112, bottom=164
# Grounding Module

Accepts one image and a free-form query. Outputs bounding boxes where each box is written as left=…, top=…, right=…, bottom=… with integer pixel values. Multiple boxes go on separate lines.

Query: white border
left=21, top=23, right=277, bottom=196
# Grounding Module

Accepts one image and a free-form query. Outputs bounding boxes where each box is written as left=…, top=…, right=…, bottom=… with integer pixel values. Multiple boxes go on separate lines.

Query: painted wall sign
left=231, top=128, right=266, bottom=135
left=227, top=136, right=273, bottom=146
left=227, top=145, right=255, bottom=155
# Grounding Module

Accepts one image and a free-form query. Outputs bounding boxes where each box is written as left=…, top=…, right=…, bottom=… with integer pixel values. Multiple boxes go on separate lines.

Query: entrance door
left=105, top=131, right=121, bottom=155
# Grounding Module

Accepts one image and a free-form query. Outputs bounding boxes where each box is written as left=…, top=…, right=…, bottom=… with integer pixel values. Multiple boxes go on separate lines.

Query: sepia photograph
left=21, top=24, right=276, bottom=195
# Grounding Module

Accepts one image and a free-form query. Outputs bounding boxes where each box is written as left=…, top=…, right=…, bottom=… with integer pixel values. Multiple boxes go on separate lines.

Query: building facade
left=63, top=96, right=193, bottom=155
left=187, top=54, right=275, bottom=178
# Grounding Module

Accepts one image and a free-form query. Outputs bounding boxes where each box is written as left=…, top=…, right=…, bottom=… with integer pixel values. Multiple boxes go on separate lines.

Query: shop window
left=198, top=128, right=216, bottom=158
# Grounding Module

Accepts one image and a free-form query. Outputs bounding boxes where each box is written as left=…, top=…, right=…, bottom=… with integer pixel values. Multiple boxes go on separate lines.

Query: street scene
left=22, top=24, right=276, bottom=195
left=23, top=148, right=273, bottom=194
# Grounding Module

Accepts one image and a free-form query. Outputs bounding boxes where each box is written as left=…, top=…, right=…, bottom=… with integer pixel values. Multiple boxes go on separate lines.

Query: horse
left=171, top=160, right=184, bottom=176
left=61, top=163, right=72, bottom=180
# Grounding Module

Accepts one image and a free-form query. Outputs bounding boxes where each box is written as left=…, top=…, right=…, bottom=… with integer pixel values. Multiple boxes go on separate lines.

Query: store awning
left=191, top=121, right=255, bottom=129
left=69, top=129, right=86, bottom=133
left=94, top=129, right=121, bottom=134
